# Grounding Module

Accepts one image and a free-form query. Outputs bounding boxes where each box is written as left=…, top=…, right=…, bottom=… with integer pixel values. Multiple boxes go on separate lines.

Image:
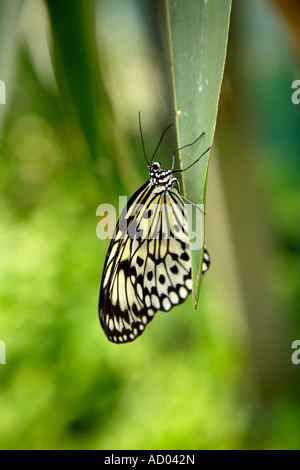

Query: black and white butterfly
left=99, top=116, right=210, bottom=343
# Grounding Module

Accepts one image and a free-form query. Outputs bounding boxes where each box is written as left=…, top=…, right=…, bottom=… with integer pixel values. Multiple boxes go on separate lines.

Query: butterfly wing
left=99, top=182, right=158, bottom=343
left=99, top=183, right=210, bottom=343
left=134, top=189, right=192, bottom=313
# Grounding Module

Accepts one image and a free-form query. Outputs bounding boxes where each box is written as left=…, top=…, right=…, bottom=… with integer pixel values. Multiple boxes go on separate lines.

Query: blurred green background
left=0, top=0, right=300, bottom=450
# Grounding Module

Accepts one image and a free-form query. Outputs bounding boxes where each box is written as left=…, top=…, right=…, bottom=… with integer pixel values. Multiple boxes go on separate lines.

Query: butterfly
left=98, top=115, right=211, bottom=343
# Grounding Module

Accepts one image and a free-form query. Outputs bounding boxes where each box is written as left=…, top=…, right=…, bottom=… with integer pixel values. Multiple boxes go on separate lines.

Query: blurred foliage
left=0, top=0, right=300, bottom=450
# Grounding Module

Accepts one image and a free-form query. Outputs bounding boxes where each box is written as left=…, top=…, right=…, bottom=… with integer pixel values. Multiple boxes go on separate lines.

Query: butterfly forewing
left=132, top=190, right=192, bottom=313
left=99, top=184, right=152, bottom=343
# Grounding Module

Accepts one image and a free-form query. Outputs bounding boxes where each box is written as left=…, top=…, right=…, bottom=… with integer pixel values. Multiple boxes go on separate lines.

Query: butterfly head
left=148, top=161, right=161, bottom=176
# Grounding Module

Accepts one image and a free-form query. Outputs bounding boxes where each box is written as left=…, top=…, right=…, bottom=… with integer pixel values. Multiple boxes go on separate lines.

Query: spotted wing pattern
left=99, top=181, right=210, bottom=344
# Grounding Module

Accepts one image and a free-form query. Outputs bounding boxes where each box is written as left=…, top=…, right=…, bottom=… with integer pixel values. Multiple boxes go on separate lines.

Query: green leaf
left=44, top=0, right=113, bottom=163
left=166, top=0, right=232, bottom=308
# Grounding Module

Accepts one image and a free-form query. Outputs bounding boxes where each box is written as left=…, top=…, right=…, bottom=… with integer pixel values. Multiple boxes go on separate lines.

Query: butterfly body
left=99, top=156, right=210, bottom=344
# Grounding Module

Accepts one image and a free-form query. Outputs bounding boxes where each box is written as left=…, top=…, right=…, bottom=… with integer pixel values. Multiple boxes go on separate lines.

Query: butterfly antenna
left=151, top=122, right=173, bottom=162
left=139, top=111, right=149, bottom=165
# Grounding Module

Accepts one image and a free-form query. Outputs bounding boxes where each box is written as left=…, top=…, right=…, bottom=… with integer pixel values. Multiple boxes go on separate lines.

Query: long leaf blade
left=166, top=0, right=232, bottom=308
